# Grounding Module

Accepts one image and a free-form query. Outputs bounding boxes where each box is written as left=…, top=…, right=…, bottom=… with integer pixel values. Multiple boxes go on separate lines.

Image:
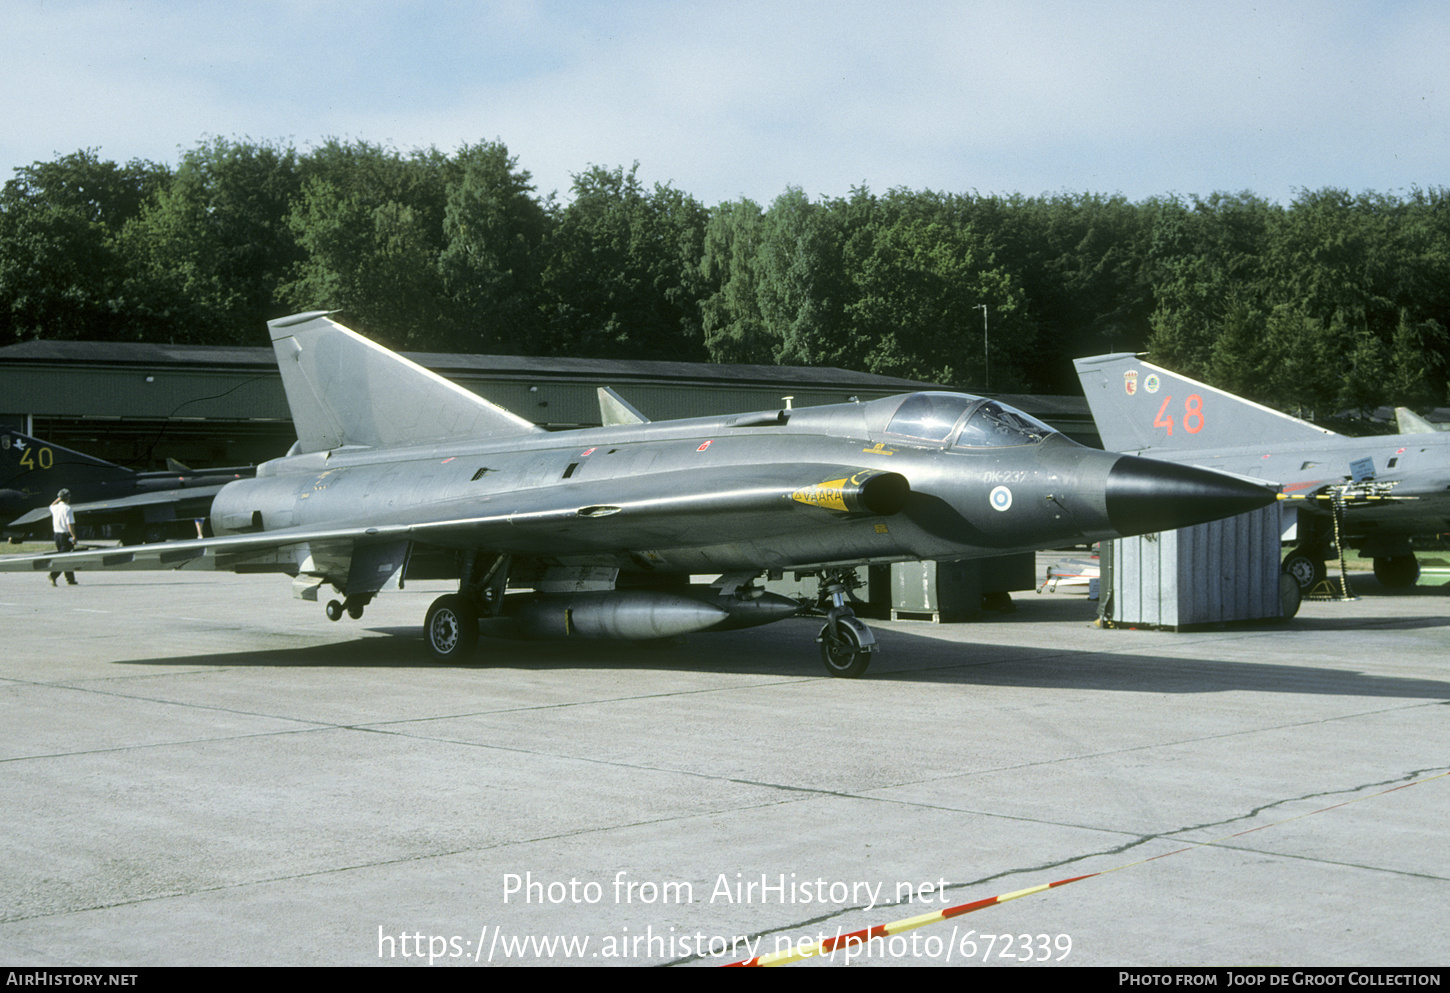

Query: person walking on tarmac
left=49, top=489, right=77, bottom=586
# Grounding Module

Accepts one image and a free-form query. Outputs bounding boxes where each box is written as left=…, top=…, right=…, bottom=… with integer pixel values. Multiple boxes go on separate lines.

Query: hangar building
left=0, top=339, right=1097, bottom=470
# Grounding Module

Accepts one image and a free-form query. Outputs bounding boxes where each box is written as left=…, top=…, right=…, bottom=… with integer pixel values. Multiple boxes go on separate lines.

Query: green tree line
left=3, top=139, right=1449, bottom=416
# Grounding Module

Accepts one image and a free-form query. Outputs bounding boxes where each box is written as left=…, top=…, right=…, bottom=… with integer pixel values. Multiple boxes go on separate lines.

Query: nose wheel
left=812, top=569, right=877, bottom=678
left=818, top=620, right=872, bottom=677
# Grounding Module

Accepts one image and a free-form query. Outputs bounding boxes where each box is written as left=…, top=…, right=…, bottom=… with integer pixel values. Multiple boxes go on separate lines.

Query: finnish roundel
left=989, top=485, right=1013, bottom=512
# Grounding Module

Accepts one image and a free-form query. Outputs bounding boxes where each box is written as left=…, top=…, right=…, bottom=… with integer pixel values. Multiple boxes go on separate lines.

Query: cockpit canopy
left=884, top=392, right=1059, bottom=449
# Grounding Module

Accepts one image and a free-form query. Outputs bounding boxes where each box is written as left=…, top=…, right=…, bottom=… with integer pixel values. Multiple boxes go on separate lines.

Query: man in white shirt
left=49, top=489, right=77, bottom=586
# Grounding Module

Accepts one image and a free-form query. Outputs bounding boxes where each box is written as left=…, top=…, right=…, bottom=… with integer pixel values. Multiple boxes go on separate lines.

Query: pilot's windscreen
left=953, top=401, right=1057, bottom=448
left=886, top=394, right=975, bottom=442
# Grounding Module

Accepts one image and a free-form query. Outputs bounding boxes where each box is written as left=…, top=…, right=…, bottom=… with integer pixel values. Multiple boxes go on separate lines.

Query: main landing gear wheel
left=1282, top=548, right=1326, bottom=591
left=326, top=599, right=344, bottom=622
left=818, top=623, right=870, bottom=678
left=425, top=594, right=478, bottom=661
left=1373, top=555, right=1421, bottom=589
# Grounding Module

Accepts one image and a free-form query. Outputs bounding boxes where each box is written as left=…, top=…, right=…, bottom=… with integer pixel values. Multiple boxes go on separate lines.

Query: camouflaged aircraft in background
left=1076, top=353, right=1450, bottom=591
left=0, top=315, right=1275, bottom=676
left=2, top=429, right=254, bottom=544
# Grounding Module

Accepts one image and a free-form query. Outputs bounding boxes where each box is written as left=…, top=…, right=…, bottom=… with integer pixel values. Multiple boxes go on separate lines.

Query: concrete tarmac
left=0, top=561, right=1446, bottom=968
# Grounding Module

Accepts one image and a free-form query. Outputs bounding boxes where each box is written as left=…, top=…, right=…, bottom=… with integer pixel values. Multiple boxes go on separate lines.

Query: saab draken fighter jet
left=1075, top=353, right=1450, bottom=590
left=0, top=314, right=1274, bottom=676
left=2, top=430, right=254, bottom=543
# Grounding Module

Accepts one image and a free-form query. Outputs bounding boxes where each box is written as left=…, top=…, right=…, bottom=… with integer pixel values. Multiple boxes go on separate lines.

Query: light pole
left=974, top=303, right=989, bottom=391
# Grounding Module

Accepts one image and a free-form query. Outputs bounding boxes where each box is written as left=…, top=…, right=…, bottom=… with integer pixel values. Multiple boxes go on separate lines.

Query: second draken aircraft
left=1075, top=352, right=1450, bottom=591
left=0, top=314, right=1275, bottom=676
left=2, top=429, right=254, bottom=543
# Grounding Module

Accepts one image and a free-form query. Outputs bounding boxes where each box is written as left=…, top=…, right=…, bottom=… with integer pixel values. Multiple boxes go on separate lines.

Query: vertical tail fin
left=268, top=312, right=544, bottom=453
left=2, top=429, right=132, bottom=493
left=1073, top=353, right=1336, bottom=454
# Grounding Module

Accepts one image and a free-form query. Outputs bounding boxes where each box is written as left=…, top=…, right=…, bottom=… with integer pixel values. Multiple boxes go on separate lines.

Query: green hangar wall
left=0, top=340, right=1098, bottom=470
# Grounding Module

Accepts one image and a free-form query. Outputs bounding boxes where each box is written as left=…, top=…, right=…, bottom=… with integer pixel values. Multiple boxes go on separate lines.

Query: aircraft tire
left=425, top=594, right=478, bottom=661
left=326, top=599, right=344, bottom=622
left=1373, top=555, right=1420, bottom=589
left=819, top=623, right=870, bottom=678
left=1277, top=574, right=1302, bottom=620
left=1282, top=549, right=1326, bottom=591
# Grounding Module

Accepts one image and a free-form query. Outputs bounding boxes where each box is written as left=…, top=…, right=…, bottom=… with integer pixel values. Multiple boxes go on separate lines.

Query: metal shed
left=1100, top=500, right=1288, bottom=629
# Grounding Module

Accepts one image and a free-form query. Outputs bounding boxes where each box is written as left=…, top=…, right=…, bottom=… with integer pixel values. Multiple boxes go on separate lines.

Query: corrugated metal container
left=890, top=553, right=1036, bottom=622
left=891, top=560, right=977, bottom=622
left=1102, top=502, right=1283, bottom=629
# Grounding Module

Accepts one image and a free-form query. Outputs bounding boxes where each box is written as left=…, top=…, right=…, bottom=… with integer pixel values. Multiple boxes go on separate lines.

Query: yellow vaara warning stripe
left=789, top=478, right=852, bottom=512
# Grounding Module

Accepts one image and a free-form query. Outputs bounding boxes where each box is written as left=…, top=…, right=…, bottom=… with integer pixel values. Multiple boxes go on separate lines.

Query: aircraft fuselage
left=211, top=398, right=1167, bottom=577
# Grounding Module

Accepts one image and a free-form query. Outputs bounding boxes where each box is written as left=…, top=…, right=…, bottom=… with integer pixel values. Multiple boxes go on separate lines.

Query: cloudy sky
left=3, top=0, right=1445, bottom=206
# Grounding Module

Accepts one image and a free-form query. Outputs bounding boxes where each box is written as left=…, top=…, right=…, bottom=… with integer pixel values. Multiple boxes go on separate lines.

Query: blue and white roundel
left=989, top=485, right=1013, bottom=512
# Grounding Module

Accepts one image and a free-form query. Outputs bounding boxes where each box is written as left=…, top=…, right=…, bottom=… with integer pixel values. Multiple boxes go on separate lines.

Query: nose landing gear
left=812, top=569, right=877, bottom=678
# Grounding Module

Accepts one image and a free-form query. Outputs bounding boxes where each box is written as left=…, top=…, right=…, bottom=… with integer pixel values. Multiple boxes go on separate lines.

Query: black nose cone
left=1105, top=455, right=1277, bottom=536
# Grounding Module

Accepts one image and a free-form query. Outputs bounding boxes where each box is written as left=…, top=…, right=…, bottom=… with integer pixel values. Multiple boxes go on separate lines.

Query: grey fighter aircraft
left=0, top=314, right=1274, bottom=676
left=1075, top=353, right=1450, bottom=590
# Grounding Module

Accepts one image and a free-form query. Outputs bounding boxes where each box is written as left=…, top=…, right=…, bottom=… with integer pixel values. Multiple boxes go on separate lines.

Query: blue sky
left=3, top=0, right=1445, bottom=206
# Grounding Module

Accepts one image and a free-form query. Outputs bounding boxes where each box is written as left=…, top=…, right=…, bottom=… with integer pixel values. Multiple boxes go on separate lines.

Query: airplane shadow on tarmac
left=112, top=596, right=1450, bottom=703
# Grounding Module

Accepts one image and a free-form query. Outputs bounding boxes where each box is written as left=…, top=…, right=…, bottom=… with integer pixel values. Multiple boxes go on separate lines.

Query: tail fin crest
left=268, top=313, right=543, bottom=453
left=2, top=430, right=130, bottom=490
left=1073, top=353, right=1336, bottom=454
